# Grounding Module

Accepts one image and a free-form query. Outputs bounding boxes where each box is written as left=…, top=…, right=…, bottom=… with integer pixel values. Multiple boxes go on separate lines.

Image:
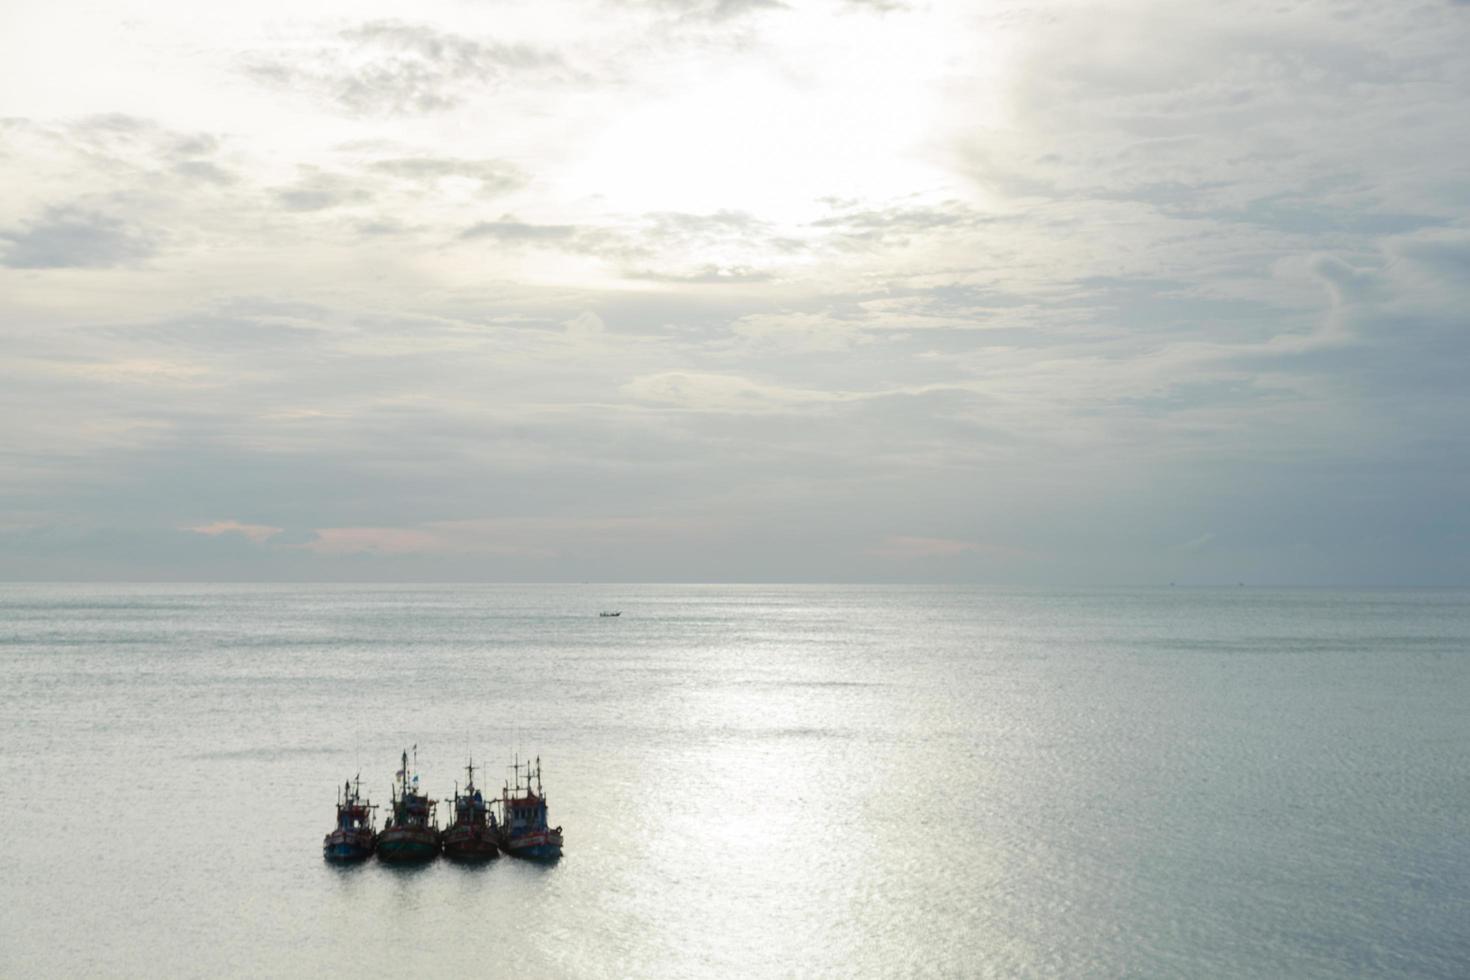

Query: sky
left=1, top=0, right=1468, bottom=584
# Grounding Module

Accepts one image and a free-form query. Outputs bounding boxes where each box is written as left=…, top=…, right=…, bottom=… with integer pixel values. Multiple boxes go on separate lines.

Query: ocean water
left=0, top=584, right=1466, bottom=978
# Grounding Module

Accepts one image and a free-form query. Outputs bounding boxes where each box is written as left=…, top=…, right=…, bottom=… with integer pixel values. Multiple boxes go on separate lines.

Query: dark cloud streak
left=0, top=206, right=155, bottom=269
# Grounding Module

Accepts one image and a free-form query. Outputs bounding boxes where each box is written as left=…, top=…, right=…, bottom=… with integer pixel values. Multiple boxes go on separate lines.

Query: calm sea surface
left=1, top=584, right=1466, bottom=978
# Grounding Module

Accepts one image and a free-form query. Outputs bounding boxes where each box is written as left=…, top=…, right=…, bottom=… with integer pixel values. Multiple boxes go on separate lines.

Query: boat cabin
left=505, top=792, right=550, bottom=834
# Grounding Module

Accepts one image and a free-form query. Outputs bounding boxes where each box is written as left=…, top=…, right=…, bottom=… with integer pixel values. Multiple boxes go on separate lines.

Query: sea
left=0, top=584, right=1466, bottom=978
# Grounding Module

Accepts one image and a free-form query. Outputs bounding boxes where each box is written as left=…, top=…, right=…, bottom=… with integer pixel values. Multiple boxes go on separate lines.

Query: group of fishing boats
left=323, top=749, right=563, bottom=864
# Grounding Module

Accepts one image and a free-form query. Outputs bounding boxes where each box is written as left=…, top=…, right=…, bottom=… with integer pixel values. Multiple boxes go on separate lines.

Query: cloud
left=1387, top=230, right=1470, bottom=288
left=300, top=516, right=686, bottom=557
left=0, top=116, right=253, bottom=271
left=0, top=205, right=154, bottom=268
left=640, top=210, right=802, bottom=252
left=1307, top=254, right=1375, bottom=303
left=3, top=0, right=1469, bottom=584
left=274, top=170, right=371, bottom=212
left=173, top=160, right=237, bottom=185
left=461, top=216, right=579, bottom=243
left=21, top=114, right=230, bottom=178
left=563, top=311, right=606, bottom=339
left=185, top=519, right=284, bottom=543
left=455, top=208, right=801, bottom=279
left=301, top=526, right=445, bottom=555
left=729, top=311, right=873, bottom=351
left=1177, top=531, right=1217, bottom=553
left=458, top=216, right=643, bottom=265
left=636, top=0, right=787, bottom=22
left=369, top=157, right=527, bottom=195
left=812, top=201, right=991, bottom=249
left=629, top=264, right=773, bottom=284
left=868, top=535, right=977, bottom=560
left=621, top=371, right=842, bottom=412
left=955, top=0, right=1470, bottom=219
left=246, top=21, right=565, bottom=116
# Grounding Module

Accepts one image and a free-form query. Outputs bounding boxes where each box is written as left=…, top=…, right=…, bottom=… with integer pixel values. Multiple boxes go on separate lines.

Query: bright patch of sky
left=1, top=0, right=1467, bottom=583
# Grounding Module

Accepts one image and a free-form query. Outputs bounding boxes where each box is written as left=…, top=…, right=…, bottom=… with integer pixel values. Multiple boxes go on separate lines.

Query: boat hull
left=375, top=827, right=440, bottom=864
left=501, top=829, right=562, bottom=861
left=323, top=829, right=375, bottom=862
left=442, top=825, right=499, bottom=861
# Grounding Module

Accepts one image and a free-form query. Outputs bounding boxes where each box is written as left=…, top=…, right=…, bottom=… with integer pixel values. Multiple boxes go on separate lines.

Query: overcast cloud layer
left=2, top=0, right=1468, bottom=583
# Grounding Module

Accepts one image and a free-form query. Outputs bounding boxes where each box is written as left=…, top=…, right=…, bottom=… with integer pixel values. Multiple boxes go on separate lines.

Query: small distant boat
left=599, top=611, right=621, bottom=617
left=376, top=748, right=440, bottom=864
left=498, top=755, right=563, bottom=860
left=441, top=758, right=499, bottom=861
left=323, top=774, right=377, bottom=862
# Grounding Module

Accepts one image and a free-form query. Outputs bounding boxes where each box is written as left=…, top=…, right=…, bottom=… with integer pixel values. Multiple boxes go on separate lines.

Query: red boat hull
left=442, top=824, right=499, bottom=860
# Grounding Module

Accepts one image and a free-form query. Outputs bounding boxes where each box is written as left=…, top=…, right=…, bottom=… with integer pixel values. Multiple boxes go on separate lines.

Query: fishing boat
left=498, top=755, right=563, bottom=860
left=441, top=758, right=499, bottom=861
left=376, top=748, right=440, bottom=864
left=322, top=774, right=377, bottom=862
left=599, top=611, right=621, bottom=617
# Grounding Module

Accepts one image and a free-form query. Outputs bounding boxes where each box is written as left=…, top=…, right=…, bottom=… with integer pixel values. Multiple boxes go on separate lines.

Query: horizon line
left=2, top=579, right=1466, bottom=590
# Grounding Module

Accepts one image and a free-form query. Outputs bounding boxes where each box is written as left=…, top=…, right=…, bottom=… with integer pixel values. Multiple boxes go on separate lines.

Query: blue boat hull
left=502, top=832, right=562, bottom=861
left=323, top=829, right=375, bottom=862
left=323, top=841, right=373, bottom=862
